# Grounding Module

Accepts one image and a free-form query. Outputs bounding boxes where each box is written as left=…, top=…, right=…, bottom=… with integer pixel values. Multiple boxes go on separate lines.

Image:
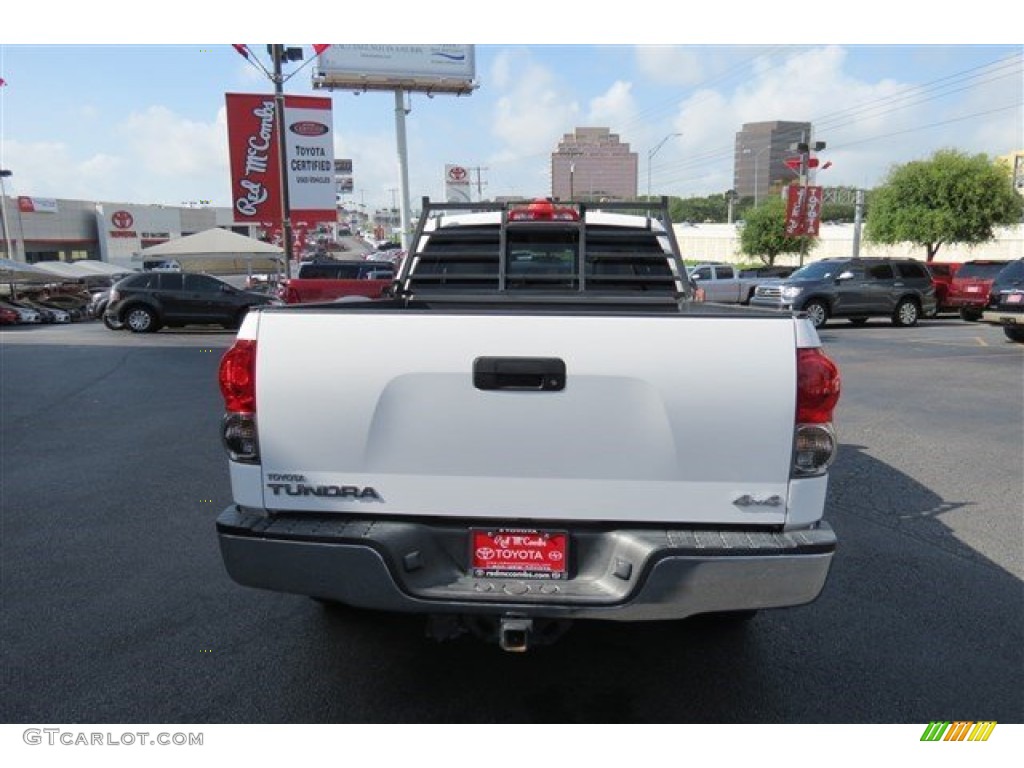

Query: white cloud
left=120, top=106, right=228, bottom=181
left=487, top=50, right=580, bottom=162
left=587, top=81, right=636, bottom=128
left=636, top=46, right=705, bottom=86
left=2, top=139, right=127, bottom=202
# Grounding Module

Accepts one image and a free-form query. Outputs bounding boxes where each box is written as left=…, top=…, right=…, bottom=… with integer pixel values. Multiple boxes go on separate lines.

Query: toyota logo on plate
left=111, top=210, right=134, bottom=229
left=289, top=121, right=329, bottom=136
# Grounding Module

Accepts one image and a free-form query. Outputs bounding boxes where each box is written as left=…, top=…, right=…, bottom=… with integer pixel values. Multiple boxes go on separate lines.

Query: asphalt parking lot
left=1, top=316, right=1021, bottom=724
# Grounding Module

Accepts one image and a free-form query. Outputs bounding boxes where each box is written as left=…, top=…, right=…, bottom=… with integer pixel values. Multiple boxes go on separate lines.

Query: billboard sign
left=314, top=45, right=476, bottom=95
left=226, top=93, right=337, bottom=254
left=334, top=158, right=354, bottom=196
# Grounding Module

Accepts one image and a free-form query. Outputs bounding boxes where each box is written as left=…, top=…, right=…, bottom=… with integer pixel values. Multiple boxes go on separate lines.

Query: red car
left=926, top=262, right=962, bottom=314
left=0, top=306, right=21, bottom=325
left=945, top=260, right=1009, bottom=321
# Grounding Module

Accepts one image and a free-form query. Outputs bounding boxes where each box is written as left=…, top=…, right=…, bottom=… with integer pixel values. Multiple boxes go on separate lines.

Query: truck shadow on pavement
left=299, top=443, right=1022, bottom=724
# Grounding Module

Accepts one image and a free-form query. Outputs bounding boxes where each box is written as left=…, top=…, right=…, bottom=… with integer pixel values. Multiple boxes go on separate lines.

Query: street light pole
left=647, top=133, right=682, bottom=199
left=741, top=146, right=771, bottom=206
left=270, top=45, right=295, bottom=278
left=0, top=170, right=15, bottom=260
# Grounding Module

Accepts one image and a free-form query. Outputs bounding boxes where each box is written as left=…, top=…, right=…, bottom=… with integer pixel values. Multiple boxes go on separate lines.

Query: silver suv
left=749, top=257, right=937, bottom=329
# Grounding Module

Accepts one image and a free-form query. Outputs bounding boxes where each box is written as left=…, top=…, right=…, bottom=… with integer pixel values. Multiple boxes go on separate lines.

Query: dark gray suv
left=105, top=272, right=279, bottom=333
left=749, top=257, right=937, bottom=329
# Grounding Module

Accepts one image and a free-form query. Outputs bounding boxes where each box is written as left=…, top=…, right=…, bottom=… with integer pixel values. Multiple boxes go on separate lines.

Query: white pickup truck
left=215, top=198, right=841, bottom=651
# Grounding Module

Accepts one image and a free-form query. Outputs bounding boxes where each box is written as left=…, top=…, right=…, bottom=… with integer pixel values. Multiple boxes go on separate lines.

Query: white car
left=0, top=300, right=42, bottom=324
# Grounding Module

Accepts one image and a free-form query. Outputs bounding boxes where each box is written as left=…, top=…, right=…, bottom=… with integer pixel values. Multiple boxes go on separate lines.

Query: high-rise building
left=733, top=121, right=812, bottom=204
left=551, top=128, right=638, bottom=202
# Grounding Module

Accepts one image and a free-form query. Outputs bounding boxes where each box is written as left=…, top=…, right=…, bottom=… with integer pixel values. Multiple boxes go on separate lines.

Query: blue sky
left=1, top=12, right=1020, bottom=213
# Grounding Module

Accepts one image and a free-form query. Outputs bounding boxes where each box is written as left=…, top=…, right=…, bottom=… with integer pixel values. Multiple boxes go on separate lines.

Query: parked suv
left=982, top=259, right=1024, bottom=343
left=985, top=258, right=1024, bottom=309
left=945, top=259, right=1007, bottom=321
left=749, top=257, right=937, bottom=329
left=104, top=272, right=279, bottom=333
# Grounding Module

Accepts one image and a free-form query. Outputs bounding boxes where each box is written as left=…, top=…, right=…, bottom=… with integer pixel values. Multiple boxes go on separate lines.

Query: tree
left=738, top=197, right=817, bottom=266
left=865, top=149, right=1023, bottom=261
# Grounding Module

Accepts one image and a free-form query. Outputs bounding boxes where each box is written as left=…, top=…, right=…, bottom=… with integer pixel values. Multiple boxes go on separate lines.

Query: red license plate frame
left=470, top=528, right=568, bottom=580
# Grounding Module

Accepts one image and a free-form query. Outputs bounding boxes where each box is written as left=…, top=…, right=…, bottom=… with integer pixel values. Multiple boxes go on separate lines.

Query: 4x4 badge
left=733, top=494, right=783, bottom=508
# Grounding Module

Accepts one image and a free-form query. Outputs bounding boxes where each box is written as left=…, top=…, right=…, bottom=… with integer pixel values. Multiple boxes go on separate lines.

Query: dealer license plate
left=1007, top=293, right=1023, bottom=304
left=470, top=528, right=568, bottom=580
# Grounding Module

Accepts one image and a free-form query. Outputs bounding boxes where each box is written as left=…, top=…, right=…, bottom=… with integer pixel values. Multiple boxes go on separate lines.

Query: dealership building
left=0, top=195, right=256, bottom=269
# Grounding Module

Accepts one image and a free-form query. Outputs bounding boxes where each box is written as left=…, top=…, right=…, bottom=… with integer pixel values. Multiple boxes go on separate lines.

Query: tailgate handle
left=473, top=357, right=566, bottom=391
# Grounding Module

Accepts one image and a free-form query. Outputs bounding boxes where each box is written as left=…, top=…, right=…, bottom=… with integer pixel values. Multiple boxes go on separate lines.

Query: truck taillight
left=796, top=348, right=840, bottom=424
left=219, top=339, right=259, bottom=463
left=219, top=339, right=257, bottom=412
left=793, top=347, right=840, bottom=477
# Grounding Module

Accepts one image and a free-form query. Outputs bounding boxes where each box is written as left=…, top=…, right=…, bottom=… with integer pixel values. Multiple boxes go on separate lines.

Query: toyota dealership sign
left=225, top=93, right=337, bottom=252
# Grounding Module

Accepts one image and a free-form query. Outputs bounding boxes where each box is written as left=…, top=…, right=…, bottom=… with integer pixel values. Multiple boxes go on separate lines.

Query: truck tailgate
left=254, top=310, right=797, bottom=524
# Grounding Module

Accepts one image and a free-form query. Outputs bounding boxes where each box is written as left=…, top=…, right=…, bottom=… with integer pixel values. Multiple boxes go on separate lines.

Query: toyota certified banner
left=225, top=93, right=337, bottom=254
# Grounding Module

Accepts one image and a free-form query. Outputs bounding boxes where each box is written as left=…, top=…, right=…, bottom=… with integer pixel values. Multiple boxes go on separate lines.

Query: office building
left=551, top=128, right=638, bottom=202
left=733, top=121, right=812, bottom=204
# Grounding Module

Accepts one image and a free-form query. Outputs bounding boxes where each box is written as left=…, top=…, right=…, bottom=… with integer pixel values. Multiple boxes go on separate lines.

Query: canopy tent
left=135, top=228, right=283, bottom=276
left=71, top=260, right=138, bottom=278
left=0, top=257, right=55, bottom=283
left=32, top=261, right=99, bottom=280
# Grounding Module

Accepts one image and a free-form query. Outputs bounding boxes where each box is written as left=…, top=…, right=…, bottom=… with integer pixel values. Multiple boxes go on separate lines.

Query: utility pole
left=852, top=189, right=865, bottom=257
left=467, top=166, right=488, bottom=201
left=271, top=45, right=295, bottom=278
left=0, top=170, right=14, bottom=259
left=792, top=131, right=826, bottom=267
left=725, top=189, right=738, bottom=225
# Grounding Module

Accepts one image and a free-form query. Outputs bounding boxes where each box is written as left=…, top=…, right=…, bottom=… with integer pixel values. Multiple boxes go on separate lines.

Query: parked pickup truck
left=687, top=263, right=773, bottom=304
left=279, top=259, right=396, bottom=304
left=216, top=197, right=841, bottom=652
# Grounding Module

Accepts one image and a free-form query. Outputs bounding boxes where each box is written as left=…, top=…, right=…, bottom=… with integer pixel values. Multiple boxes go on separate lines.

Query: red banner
left=785, top=185, right=823, bottom=237
left=226, top=93, right=337, bottom=257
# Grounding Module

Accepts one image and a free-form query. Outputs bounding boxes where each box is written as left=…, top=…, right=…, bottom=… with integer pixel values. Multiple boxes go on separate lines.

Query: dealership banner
left=785, top=185, right=823, bottom=237
left=17, top=196, right=58, bottom=214
left=225, top=93, right=336, bottom=254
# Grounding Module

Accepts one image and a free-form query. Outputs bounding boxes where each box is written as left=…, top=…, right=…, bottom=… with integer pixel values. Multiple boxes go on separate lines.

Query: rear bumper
left=216, top=507, right=836, bottom=621
left=982, top=309, right=1022, bottom=326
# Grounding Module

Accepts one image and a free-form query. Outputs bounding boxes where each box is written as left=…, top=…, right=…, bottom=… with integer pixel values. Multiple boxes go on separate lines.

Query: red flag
left=312, top=45, right=330, bottom=56
left=232, top=44, right=250, bottom=60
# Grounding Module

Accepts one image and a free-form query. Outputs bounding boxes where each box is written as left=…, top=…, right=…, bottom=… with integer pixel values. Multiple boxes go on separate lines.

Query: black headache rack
left=392, top=197, right=691, bottom=302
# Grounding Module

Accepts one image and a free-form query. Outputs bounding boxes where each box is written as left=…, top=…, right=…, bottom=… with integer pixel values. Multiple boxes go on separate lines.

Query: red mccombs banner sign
left=225, top=93, right=337, bottom=254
